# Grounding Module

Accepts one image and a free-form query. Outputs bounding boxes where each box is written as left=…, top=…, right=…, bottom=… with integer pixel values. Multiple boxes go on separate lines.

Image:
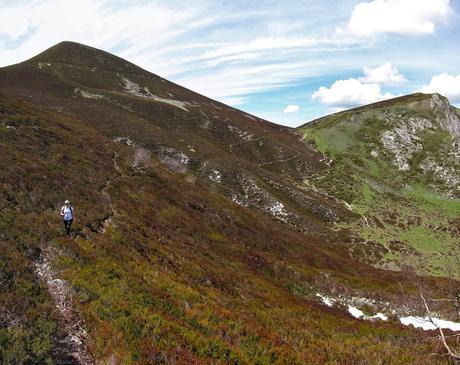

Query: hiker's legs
left=63, top=219, right=73, bottom=236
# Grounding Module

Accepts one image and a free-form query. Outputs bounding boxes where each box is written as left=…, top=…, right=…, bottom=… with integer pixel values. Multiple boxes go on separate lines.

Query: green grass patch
left=407, top=184, right=460, bottom=218
left=400, top=227, right=444, bottom=253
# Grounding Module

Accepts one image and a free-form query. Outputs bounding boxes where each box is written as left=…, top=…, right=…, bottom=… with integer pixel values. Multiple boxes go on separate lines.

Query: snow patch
left=316, top=293, right=334, bottom=307
left=348, top=305, right=365, bottom=319
left=368, top=313, right=388, bottom=321
left=400, top=316, right=460, bottom=331
left=348, top=306, right=388, bottom=321
left=315, top=293, right=389, bottom=321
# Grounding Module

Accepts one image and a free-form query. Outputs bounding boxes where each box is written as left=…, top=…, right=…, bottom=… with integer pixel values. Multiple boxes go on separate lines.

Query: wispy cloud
left=0, top=0, right=457, bottom=124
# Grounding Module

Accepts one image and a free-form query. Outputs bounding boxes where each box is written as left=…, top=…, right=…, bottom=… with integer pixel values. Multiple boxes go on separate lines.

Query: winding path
left=35, top=247, right=93, bottom=365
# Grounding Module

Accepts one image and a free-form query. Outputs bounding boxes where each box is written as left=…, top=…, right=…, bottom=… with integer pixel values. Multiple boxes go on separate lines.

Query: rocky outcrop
left=430, top=93, right=460, bottom=137
left=378, top=95, right=460, bottom=195
left=380, top=116, right=432, bottom=171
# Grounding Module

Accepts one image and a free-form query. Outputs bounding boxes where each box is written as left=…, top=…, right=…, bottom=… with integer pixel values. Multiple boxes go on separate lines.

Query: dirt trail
left=100, top=151, right=122, bottom=233
left=33, top=151, right=123, bottom=363
left=35, top=247, right=93, bottom=365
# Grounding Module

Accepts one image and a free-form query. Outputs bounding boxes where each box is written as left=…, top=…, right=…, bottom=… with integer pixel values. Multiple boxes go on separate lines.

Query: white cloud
left=347, top=0, right=450, bottom=37
left=360, top=62, right=407, bottom=85
left=421, top=73, right=460, bottom=103
left=0, top=0, right=359, bottom=111
left=312, top=78, right=395, bottom=108
left=0, top=0, right=454, bottom=124
left=177, top=60, right=323, bottom=106
left=0, top=0, right=201, bottom=67
left=283, top=104, right=300, bottom=113
left=200, top=37, right=320, bottom=59
left=219, top=96, right=247, bottom=106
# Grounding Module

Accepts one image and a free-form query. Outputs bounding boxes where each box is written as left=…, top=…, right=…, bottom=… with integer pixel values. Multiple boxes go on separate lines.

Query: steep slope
left=0, top=92, right=450, bottom=365
left=0, top=41, right=352, bottom=237
left=299, top=93, right=460, bottom=276
left=1, top=43, right=459, bottom=363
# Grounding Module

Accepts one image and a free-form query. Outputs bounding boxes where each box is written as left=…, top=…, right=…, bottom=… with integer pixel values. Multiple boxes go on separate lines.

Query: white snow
left=316, top=293, right=335, bottom=307
left=400, top=316, right=460, bottom=331
left=347, top=306, right=388, bottom=321
left=348, top=305, right=365, bottom=319
left=368, top=313, right=388, bottom=321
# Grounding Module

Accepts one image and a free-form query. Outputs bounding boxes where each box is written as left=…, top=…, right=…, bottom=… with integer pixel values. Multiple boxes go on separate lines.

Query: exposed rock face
left=238, top=175, right=291, bottom=222
left=380, top=116, right=432, bottom=171
left=430, top=93, right=460, bottom=137
left=420, top=157, right=460, bottom=196
left=376, top=95, right=460, bottom=196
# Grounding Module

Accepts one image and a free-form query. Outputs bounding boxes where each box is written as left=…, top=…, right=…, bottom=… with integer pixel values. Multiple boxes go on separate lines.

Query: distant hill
left=298, top=92, right=460, bottom=275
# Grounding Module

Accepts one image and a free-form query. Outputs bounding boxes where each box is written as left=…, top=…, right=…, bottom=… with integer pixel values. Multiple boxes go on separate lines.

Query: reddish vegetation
left=0, top=42, right=458, bottom=364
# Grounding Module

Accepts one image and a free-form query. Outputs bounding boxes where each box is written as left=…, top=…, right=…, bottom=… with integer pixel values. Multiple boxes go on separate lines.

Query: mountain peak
left=28, top=40, right=143, bottom=74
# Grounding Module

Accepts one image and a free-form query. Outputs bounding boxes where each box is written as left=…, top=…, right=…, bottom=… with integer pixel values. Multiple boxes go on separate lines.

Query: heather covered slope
left=0, top=92, right=450, bottom=364
left=299, top=93, right=460, bottom=276
left=1, top=41, right=351, bottom=236
left=1, top=42, right=459, bottom=363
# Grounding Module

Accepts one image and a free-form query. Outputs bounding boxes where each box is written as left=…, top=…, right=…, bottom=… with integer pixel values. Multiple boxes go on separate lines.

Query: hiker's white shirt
left=62, top=206, right=73, bottom=221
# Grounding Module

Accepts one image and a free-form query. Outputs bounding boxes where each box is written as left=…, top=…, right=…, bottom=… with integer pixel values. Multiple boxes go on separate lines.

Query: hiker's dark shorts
left=63, top=219, right=73, bottom=236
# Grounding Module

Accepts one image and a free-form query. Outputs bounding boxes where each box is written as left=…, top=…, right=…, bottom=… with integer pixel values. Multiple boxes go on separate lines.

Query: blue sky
left=1, top=0, right=459, bottom=126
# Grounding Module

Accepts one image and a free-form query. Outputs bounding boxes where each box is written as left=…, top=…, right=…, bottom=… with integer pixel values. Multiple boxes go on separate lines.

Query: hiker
left=60, top=200, right=74, bottom=237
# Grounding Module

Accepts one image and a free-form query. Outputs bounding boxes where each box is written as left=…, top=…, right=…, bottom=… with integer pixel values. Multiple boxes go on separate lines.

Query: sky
left=0, top=0, right=459, bottom=127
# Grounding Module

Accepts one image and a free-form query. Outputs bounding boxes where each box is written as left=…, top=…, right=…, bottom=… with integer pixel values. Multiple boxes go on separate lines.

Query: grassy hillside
left=299, top=93, right=460, bottom=277
left=1, top=42, right=459, bottom=364
left=1, top=92, right=453, bottom=364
